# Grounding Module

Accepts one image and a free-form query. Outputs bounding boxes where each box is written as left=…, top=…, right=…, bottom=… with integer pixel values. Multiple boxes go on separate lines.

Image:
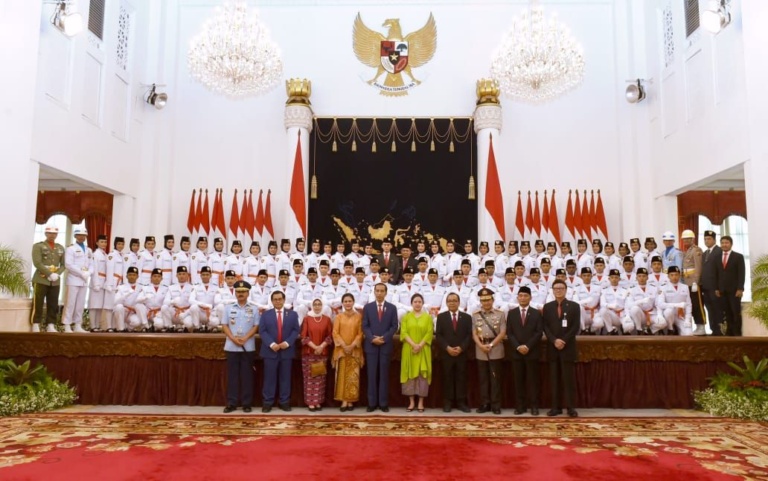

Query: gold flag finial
left=476, top=78, right=500, bottom=105
left=286, top=78, right=312, bottom=105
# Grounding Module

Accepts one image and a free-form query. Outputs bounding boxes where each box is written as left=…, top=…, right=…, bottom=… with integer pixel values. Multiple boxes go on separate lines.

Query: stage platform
left=1, top=333, right=766, bottom=409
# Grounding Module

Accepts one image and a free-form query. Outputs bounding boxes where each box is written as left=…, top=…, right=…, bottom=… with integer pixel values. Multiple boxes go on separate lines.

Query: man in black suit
left=395, top=244, right=418, bottom=285
left=435, top=292, right=473, bottom=413
left=714, top=235, right=745, bottom=336
left=700, top=230, right=724, bottom=335
left=375, top=238, right=400, bottom=285
left=543, top=279, right=580, bottom=417
left=506, top=286, right=544, bottom=416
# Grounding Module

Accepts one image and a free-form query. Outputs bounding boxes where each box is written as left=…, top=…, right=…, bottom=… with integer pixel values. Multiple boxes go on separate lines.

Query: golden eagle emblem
left=353, top=12, right=437, bottom=96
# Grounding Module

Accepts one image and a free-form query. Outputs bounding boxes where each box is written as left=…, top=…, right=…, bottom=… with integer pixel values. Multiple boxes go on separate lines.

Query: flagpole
left=474, top=79, right=505, bottom=244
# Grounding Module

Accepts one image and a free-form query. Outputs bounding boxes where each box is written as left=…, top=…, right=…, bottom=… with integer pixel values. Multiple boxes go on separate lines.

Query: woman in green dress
left=400, top=293, right=433, bottom=412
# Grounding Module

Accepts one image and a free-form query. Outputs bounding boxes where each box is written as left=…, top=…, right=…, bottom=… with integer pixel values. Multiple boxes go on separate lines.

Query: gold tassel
left=391, top=140, right=396, bottom=152
left=332, top=140, right=337, bottom=152
left=351, top=140, right=357, bottom=152
left=310, top=175, right=318, bottom=199
left=449, top=140, right=455, bottom=153
left=372, top=141, right=377, bottom=153
left=468, top=175, right=476, bottom=200
left=411, top=140, right=416, bottom=152
left=430, top=140, right=435, bottom=152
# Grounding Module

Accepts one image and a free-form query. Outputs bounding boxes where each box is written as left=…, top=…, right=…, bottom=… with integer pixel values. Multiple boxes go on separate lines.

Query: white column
left=0, top=1, right=44, bottom=264
left=473, top=80, right=504, bottom=244
left=741, top=1, right=768, bottom=336
left=283, top=79, right=313, bottom=245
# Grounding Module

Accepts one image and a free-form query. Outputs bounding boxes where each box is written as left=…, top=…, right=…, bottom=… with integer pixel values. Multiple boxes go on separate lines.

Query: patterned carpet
left=1, top=414, right=766, bottom=480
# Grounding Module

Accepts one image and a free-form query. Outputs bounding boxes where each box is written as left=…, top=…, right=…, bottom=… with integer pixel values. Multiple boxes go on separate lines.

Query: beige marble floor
left=58, top=405, right=709, bottom=418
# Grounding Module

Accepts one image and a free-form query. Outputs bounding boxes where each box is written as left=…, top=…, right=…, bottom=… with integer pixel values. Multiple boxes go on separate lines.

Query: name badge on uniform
left=562, top=319, right=567, bottom=328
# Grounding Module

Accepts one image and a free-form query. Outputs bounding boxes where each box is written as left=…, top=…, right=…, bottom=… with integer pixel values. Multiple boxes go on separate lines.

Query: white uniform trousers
left=628, top=306, right=666, bottom=334
left=89, top=287, right=115, bottom=309
left=145, top=306, right=164, bottom=330
left=161, top=305, right=193, bottom=330
left=113, top=303, right=148, bottom=330
left=594, top=308, right=623, bottom=334
left=63, top=285, right=88, bottom=326
left=189, top=305, right=220, bottom=330
left=579, top=306, right=599, bottom=331
left=661, top=308, right=693, bottom=336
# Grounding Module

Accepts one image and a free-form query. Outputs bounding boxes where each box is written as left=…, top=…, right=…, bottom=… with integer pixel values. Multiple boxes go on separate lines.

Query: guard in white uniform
left=591, top=258, right=610, bottom=290
left=657, top=266, right=693, bottom=336
left=594, top=269, right=628, bottom=335
left=574, top=239, right=594, bottom=274
left=157, top=235, right=175, bottom=286
left=248, top=269, right=272, bottom=315
left=605, top=242, right=624, bottom=272
left=243, top=241, right=263, bottom=285
left=102, top=237, right=125, bottom=331
left=294, top=268, right=329, bottom=319
left=364, top=258, right=384, bottom=289
left=62, top=227, right=92, bottom=333
left=276, top=239, right=293, bottom=273
left=189, top=266, right=220, bottom=331
left=625, top=267, right=666, bottom=335
left=461, top=240, right=480, bottom=277
left=519, top=241, right=535, bottom=275
left=270, top=269, right=297, bottom=309
left=214, top=270, right=239, bottom=325
left=564, top=259, right=584, bottom=290
left=527, top=268, right=549, bottom=310
left=629, top=238, right=647, bottom=273
left=428, top=241, right=447, bottom=284
left=316, top=260, right=333, bottom=288
left=137, top=236, right=156, bottom=286
left=467, top=268, right=498, bottom=314
left=338, top=260, right=356, bottom=290
left=420, top=268, right=446, bottom=328
left=648, top=255, right=669, bottom=289
left=344, top=238, right=364, bottom=270
left=619, top=256, right=637, bottom=289
left=263, top=240, right=279, bottom=287
left=113, top=267, right=148, bottom=331
left=348, top=268, right=371, bottom=311
left=208, top=237, right=227, bottom=288
left=441, top=270, right=471, bottom=312
left=478, top=241, right=495, bottom=271
left=289, top=237, right=306, bottom=271
left=88, top=235, right=113, bottom=332
left=495, top=267, right=524, bottom=314
left=305, top=238, right=323, bottom=273
left=573, top=268, right=601, bottom=333
left=172, top=236, right=192, bottom=283
left=190, top=237, right=210, bottom=285
left=288, top=258, right=309, bottom=291
left=161, top=266, right=194, bottom=332
left=322, top=268, right=347, bottom=317
left=412, top=258, right=431, bottom=291
left=137, top=268, right=168, bottom=331
left=393, top=267, right=418, bottom=322
left=123, top=238, right=141, bottom=280
left=442, top=240, right=463, bottom=285
left=225, top=240, right=246, bottom=280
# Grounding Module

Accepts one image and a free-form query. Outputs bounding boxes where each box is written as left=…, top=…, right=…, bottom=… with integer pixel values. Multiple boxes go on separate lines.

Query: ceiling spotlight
left=146, top=84, right=168, bottom=110
left=702, top=0, right=731, bottom=34
left=50, top=1, right=83, bottom=37
left=625, top=79, right=646, bottom=104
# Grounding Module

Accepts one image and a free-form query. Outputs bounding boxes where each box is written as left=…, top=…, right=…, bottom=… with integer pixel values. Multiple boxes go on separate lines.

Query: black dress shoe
left=567, top=409, right=579, bottom=417
left=492, top=408, right=501, bottom=415
left=243, top=406, right=252, bottom=413
left=262, top=405, right=272, bottom=413
left=223, top=406, right=236, bottom=413
left=380, top=406, right=390, bottom=413
left=443, top=406, right=452, bottom=413
left=366, top=406, right=377, bottom=413
left=279, top=404, right=292, bottom=412
left=547, top=409, right=562, bottom=416
left=531, top=408, right=540, bottom=416
left=514, top=409, right=526, bottom=415
left=476, top=405, right=490, bottom=414
left=458, top=405, right=471, bottom=413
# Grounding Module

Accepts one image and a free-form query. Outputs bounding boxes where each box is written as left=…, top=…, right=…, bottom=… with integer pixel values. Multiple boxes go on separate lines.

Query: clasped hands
left=554, top=339, right=566, bottom=350
left=446, top=346, right=462, bottom=357
left=271, top=341, right=290, bottom=352
left=371, top=336, right=386, bottom=346
left=516, top=345, right=529, bottom=355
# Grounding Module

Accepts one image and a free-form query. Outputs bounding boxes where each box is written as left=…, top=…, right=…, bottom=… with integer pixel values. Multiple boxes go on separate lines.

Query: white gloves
left=47, top=273, right=59, bottom=282
left=691, top=282, right=698, bottom=292
left=92, top=286, right=102, bottom=292
left=683, top=318, right=692, bottom=328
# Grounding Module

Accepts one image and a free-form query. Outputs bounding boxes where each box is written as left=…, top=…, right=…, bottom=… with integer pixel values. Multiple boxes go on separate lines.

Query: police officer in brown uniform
left=31, top=226, right=66, bottom=332
left=681, top=229, right=706, bottom=335
left=472, top=288, right=506, bottom=414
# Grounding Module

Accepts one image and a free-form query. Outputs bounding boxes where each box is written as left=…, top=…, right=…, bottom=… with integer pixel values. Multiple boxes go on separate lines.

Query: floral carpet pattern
left=0, top=414, right=766, bottom=479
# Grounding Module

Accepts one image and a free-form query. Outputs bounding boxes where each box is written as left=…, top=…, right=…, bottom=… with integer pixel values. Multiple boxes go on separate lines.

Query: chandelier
left=188, top=1, right=283, bottom=98
left=490, top=1, right=585, bottom=103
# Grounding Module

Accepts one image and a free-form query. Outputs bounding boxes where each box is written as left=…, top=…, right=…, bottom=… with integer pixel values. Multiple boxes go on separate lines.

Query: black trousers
left=32, top=283, right=60, bottom=325
left=226, top=351, right=254, bottom=407
left=689, top=288, right=706, bottom=325
left=702, top=288, right=724, bottom=335
left=440, top=353, right=468, bottom=406
left=549, top=358, right=576, bottom=410
left=721, top=292, right=743, bottom=336
left=512, top=357, right=540, bottom=410
left=477, top=359, right=502, bottom=409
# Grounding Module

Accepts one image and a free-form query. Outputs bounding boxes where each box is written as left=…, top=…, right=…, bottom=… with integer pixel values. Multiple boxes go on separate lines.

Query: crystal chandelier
left=188, top=1, right=283, bottom=98
left=490, top=1, right=585, bottom=103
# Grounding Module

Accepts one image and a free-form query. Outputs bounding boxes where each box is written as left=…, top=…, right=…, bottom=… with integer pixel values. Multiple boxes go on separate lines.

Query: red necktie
left=277, top=310, right=283, bottom=343
left=722, top=251, right=729, bottom=268
left=521, top=308, right=527, bottom=326
left=557, top=303, right=563, bottom=318
left=452, top=312, right=458, bottom=332
left=378, top=303, right=383, bottom=321
left=385, top=254, right=389, bottom=265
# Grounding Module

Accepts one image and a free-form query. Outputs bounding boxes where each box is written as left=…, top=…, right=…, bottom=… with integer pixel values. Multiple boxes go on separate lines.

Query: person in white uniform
left=113, top=266, right=148, bottom=331
left=214, top=270, right=239, bottom=327
left=657, top=266, right=693, bottom=336
left=62, top=227, right=92, bottom=333
left=162, top=266, right=195, bottom=332
left=625, top=267, right=666, bottom=335
left=157, top=235, right=175, bottom=286
left=573, top=268, right=601, bottom=334
left=190, top=237, right=210, bottom=285
left=137, top=236, right=157, bottom=286
left=137, top=268, right=169, bottom=331
left=189, top=266, right=220, bottom=331
left=594, top=269, right=628, bottom=335
left=88, top=234, right=111, bottom=332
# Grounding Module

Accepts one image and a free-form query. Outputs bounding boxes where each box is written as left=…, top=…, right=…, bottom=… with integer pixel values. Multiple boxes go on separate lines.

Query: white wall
left=161, top=0, right=627, bottom=242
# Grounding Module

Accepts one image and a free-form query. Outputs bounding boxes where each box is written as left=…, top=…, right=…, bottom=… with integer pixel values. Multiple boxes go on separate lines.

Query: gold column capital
left=286, top=78, right=312, bottom=105
left=476, top=78, right=500, bottom=106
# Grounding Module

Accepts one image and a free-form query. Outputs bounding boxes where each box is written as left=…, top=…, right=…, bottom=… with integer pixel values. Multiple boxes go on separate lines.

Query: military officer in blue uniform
left=223, top=280, right=260, bottom=413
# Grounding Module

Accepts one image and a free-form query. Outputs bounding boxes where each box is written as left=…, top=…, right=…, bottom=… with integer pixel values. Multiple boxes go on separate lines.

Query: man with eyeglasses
left=543, top=279, right=580, bottom=417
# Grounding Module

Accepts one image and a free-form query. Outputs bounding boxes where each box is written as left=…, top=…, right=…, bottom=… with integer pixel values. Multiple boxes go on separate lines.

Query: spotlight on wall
left=50, top=1, right=83, bottom=37
left=702, top=0, right=731, bottom=34
left=145, top=84, right=168, bottom=110
left=625, top=79, right=646, bottom=104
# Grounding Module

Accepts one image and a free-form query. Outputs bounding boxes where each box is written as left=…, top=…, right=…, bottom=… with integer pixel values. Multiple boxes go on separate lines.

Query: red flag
left=542, top=190, right=550, bottom=237
left=549, top=190, right=561, bottom=245
left=484, top=136, right=506, bottom=240
left=582, top=190, right=590, bottom=240
left=254, top=190, right=264, bottom=236
left=564, top=190, right=575, bottom=239
left=244, top=190, right=255, bottom=239
left=574, top=190, right=583, bottom=239
left=525, top=191, right=534, bottom=237
left=210, top=189, right=219, bottom=236
left=215, top=189, right=226, bottom=241
left=194, top=188, right=203, bottom=233
left=264, top=189, right=274, bottom=238
left=239, top=190, right=248, bottom=239
left=201, top=189, right=210, bottom=235
left=589, top=190, right=596, bottom=240
left=289, top=133, right=307, bottom=237
left=532, top=191, right=541, bottom=238
left=515, top=191, right=525, bottom=239
left=229, top=189, right=240, bottom=238
left=186, top=189, right=197, bottom=234
left=596, top=190, right=608, bottom=238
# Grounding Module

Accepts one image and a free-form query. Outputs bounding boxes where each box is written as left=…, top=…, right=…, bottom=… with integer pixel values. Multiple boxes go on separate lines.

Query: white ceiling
left=38, top=165, right=103, bottom=192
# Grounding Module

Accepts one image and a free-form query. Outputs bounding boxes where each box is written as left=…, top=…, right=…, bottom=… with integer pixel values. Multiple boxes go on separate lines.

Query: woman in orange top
left=333, top=293, right=364, bottom=411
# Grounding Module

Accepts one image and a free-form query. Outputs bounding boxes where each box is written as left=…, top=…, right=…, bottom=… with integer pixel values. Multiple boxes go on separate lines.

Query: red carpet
left=1, top=414, right=766, bottom=480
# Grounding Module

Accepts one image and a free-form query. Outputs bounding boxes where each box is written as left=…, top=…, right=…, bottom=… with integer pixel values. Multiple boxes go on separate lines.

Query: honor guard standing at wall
left=208, top=237, right=227, bottom=288
left=157, top=235, right=175, bottom=285
left=305, top=238, right=322, bottom=273
left=88, top=235, right=113, bottom=332
left=442, top=240, right=463, bottom=286
left=162, top=266, right=195, bottom=332
left=124, top=238, right=140, bottom=280
left=472, top=288, right=506, bottom=415
left=63, top=227, right=92, bottom=333
left=244, top=241, right=263, bottom=286
left=189, top=266, right=220, bottom=331
left=680, top=229, right=706, bottom=335
left=173, top=236, right=192, bottom=281
left=225, top=240, right=246, bottom=280
left=290, top=237, right=306, bottom=270
left=103, top=237, right=125, bottom=331
left=276, top=239, right=294, bottom=273
left=190, top=237, right=209, bottom=285
left=137, top=268, right=168, bottom=331
left=137, top=236, right=156, bottom=286
left=31, top=225, right=66, bottom=332
left=113, top=267, right=148, bottom=332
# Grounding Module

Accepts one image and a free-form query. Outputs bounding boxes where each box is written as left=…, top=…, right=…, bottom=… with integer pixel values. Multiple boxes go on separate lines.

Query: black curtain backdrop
left=309, top=117, right=477, bottom=252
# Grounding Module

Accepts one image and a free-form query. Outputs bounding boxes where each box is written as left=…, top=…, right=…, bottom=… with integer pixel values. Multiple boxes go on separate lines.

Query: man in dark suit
left=259, top=290, right=301, bottom=412
left=507, top=286, right=544, bottom=416
left=543, top=279, right=580, bottom=417
left=362, top=283, right=399, bottom=412
left=375, top=238, right=400, bottom=285
left=395, top=244, right=418, bottom=285
left=700, top=230, right=724, bottom=335
left=435, top=292, right=473, bottom=413
left=714, top=235, right=746, bottom=336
